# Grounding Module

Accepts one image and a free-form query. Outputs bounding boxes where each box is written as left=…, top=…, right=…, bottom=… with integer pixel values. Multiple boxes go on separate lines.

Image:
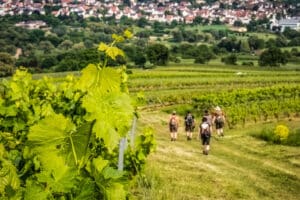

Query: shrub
left=286, top=128, right=300, bottom=146
left=241, top=61, right=254, bottom=66
left=251, top=125, right=299, bottom=146
left=274, top=125, right=289, bottom=143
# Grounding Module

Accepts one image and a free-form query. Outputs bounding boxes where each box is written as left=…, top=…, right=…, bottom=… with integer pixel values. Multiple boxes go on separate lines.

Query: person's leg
left=189, top=131, right=193, bottom=140
left=174, top=131, right=178, bottom=141
left=204, top=137, right=211, bottom=155
left=216, top=128, right=221, bottom=136
left=220, top=128, right=224, bottom=136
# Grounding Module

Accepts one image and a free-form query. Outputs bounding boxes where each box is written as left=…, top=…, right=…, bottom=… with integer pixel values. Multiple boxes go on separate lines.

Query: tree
left=240, top=40, right=251, bottom=53
left=137, top=17, right=148, bottom=28
left=258, top=47, right=288, bottom=67
left=134, top=51, right=147, bottom=68
left=248, top=36, right=265, bottom=50
left=194, top=45, right=215, bottom=64
left=146, top=43, right=169, bottom=66
left=171, top=30, right=183, bottom=42
left=221, top=54, right=237, bottom=65
left=0, top=52, right=15, bottom=65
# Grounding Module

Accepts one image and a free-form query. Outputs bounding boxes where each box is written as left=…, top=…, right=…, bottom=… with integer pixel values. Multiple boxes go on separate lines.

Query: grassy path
left=131, top=110, right=300, bottom=200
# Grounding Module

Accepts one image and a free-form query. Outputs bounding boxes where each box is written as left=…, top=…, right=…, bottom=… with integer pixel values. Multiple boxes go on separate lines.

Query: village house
left=0, top=0, right=294, bottom=26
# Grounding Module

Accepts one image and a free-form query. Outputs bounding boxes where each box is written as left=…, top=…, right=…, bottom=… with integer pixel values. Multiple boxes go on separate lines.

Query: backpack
left=215, top=116, right=224, bottom=125
left=170, top=116, right=177, bottom=126
left=201, top=122, right=210, bottom=136
left=185, top=115, right=194, bottom=126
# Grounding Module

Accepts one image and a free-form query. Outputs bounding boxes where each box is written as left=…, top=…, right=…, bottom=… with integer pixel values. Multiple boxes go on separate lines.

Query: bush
left=241, top=61, right=254, bottom=66
left=286, top=128, right=300, bottom=146
left=252, top=125, right=300, bottom=146
left=221, top=54, right=237, bottom=65
left=274, top=125, right=289, bottom=143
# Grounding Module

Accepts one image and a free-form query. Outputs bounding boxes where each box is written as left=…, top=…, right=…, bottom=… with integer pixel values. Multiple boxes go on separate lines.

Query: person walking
left=169, top=111, right=179, bottom=141
left=199, top=117, right=212, bottom=155
left=184, top=111, right=195, bottom=141
left=203, top=109, right=213, bottom=126
left=213, top=106, right=225, bottom=137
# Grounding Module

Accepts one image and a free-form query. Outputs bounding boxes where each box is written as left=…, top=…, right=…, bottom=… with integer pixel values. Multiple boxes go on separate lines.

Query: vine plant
left=0, top=30, right=155, bottom=199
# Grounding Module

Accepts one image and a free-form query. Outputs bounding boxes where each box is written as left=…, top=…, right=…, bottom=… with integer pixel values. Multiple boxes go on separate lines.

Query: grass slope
left=131, top=111, right=300, bottom=200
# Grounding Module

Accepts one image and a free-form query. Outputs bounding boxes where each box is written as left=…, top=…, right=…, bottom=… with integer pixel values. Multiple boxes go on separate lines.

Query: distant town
left=0, top=0, right=299, bottom=28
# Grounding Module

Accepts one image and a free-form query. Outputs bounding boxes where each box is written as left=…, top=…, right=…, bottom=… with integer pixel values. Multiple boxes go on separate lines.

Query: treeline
left=1, top=14, right=300, bottom=77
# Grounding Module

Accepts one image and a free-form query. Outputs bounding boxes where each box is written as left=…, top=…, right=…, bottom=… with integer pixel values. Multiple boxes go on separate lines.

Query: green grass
left=130, top=111, right=300, bottom=200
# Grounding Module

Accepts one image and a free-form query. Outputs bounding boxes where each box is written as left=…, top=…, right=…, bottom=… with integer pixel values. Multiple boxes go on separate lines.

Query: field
left=128, top=64, right=300, bottom=199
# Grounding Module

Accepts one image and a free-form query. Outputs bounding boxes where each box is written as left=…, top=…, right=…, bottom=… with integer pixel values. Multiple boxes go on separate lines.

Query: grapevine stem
left=69, top=134, right=78, bottom=166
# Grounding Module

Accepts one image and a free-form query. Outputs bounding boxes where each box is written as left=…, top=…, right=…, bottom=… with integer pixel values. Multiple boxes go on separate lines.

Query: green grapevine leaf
left=70, top=122, right=94, bottom=167
left=112, top=34, right=125, bottom=42
left=102, top=167, right=123, bottom=180
left=75, top=64, right=99, bottom=91
left=105, top=182, right=126, bottom=200
left=36, top=151, right=77, bottom=193
left=123, top=30, right=133, bottom=39
left=92, top=157, right=109, bottom=173
left=106, top=46, right=125, bottom=60
left=73, top=178, right=98, bottom=200
left=24, top=180, right=50, bottom=200
left=0, top=159, right=20, bottom=194
left=98, top=42, right=108, bottom=51
left=82, top=90, right=134, bottom=151
left=28, top=113, right=76, bottom=148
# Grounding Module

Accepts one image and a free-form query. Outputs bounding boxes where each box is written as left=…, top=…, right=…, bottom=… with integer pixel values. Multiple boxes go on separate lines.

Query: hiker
left=184, top=111, right=195, bottom=140
left=169, top=111, right=179, bottom=141
left=213, top=106, right=225, bottom=137
left=199, top=117, right=212, bottom=155
left=203, top=109, right=213, bottom=126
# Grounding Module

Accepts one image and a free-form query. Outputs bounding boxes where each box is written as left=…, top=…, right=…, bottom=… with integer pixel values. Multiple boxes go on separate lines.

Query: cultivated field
left=128, top=64, right=300, bottom=200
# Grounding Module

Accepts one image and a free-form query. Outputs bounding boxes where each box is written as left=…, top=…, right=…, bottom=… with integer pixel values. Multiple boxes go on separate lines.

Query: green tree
left=137, top=17, right=148, bottom=28
left=194, top=44, right=214, bottom=64
left=240, top=40, right=251, bottom=53
left=248, top=36, right=265, bottom=50
left=146, top=43, right=169, bottom=66
left=0, top=52, right=15, bottom=77
left=259, top=47, right=288, bottom=67
left=221, top=54, right=237, bottom=65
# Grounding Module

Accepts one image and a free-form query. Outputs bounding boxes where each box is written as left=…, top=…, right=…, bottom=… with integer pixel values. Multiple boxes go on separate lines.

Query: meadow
left=128, top=63, right=300, bottom=200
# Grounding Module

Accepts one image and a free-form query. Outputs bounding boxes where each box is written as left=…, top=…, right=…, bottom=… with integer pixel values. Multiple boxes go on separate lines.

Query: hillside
left=130, top=110, right=300, bottom=200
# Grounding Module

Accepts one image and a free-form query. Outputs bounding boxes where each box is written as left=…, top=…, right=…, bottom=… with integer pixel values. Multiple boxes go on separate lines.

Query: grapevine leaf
left=75, top=64, right=99, bottom=91
left=106, top=46, right=125, bottom=60
left=112, top=34, right=124, bottom=42
left=75, top=64, right=122, bottom=94
left=98, top=42, right=108, bottom=51
left=82, top=91, right=134, bottom=151
left=95, top=67, right=122, bottom=94
left=74, top=178, right=98, bottom=200
left=28, top=113, right=76, bottom=148
left=24, top=180, right=50, bottom=200
left=36, top=151, right=77, bottom=193
left=102, top=167, right=123, bottom=180
left=123, top=30, right=133, bottom=39
left=0, top=159, right=20, bottom=193
left=70, top=122, right=94, bottom=167
left=92, top=157, right=109, bottom=174
left=105, top=182, right=126, bottom=200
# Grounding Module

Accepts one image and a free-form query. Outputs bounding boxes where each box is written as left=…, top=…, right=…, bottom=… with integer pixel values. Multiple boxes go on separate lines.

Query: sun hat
left=215, top=106, right=221, bottom=111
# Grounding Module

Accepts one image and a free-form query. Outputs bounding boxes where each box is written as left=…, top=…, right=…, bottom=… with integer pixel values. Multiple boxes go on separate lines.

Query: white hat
left=215, top=106, right=221, bottom=111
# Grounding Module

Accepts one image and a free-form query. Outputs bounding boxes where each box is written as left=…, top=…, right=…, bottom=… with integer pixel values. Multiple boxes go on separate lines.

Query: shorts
left=185, top=125, right=194, bottom=132
left=169, top=125, right=177, bottom=132
left=216, top=122, right=224, bottom=129
left=201, top=134, right=211, bottom=145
